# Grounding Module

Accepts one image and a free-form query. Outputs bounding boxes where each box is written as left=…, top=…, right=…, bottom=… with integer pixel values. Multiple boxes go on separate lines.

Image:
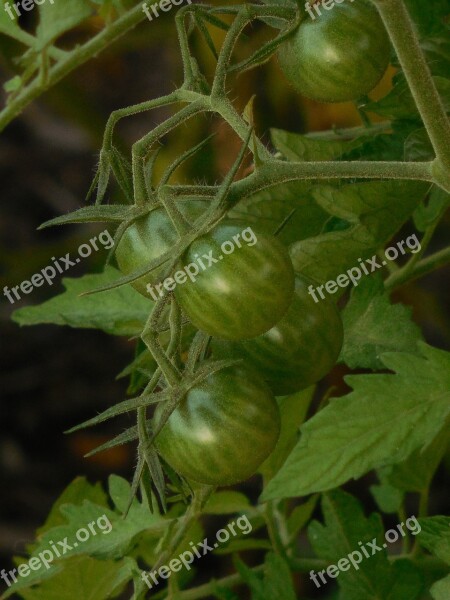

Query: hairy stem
left=372, top=0, right=450, bottom=171
left=385, top=246, right=450, bottom=290
left=0, top=4, right=149, bottom=132
left=150, top=485, right=215, bottom=572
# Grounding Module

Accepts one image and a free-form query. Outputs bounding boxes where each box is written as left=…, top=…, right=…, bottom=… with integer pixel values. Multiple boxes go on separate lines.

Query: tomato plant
left=2, top=0, right=450, bottom=599
left=174, top=220, right=295, bottom=340
left=278, top=0, right=391, bottom=102
left=154, top=363, right=280, bottom=485
left=212, top=277, right=344, bottom=394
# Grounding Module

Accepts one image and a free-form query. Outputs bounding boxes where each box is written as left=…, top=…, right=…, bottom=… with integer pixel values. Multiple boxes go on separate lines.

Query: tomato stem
left=371, top=0, right=450, bottom=173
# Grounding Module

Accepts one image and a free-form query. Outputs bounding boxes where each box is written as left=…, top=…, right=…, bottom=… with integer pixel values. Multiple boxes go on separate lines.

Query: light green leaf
left=287, top=494, right=319, bottom=539
left=37, top=477, right=108, bottom=535
left=204, top=491, right=251, bottom=515
left=12, top=267, right=153, bottom=336
left=271, top=128, right=365, bottom=162
left=262, top=344, right=450, bottom=500
left=340, top=275, right=424, bottom=370
left=370, top=479, right=404, bottom=515
left=259, top=386, right=315, bottom=480
left=431, top=575, right=450, bottom=600
left=14, top=555, right=135, bottom=600
left=37, top=0, right=92, bottom=47
left=308, top=490, right=423, bottom=600
left=290, top=181, right=428, bottom=284
left=0, top=0, right=29, bottom=42
left=417, top=517, right=450, bottom=565
left=3, top=476, right=167, bottom=598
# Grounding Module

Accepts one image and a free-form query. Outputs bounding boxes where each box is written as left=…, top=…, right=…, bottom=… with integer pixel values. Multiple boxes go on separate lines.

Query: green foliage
left=37, top=0, right=92, bottom=48
left=418, top=517, right=450, bottom=564
left=234, top=553, right=297, bottom=600
left=12, top=267, right=153, bottom=336
left=2, top=0, right=450, bottom=599
left=340, top=275, right=424, bottom=369
left=308, top=490, right=423, bottom=599
left=262, top=344, right=450, bottom=500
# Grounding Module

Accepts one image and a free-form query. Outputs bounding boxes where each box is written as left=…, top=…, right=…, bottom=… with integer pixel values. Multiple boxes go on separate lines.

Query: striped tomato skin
left=278, top=0, right=390, bottom=103
left=174, top=221, right=295, bottom=341
left=115, top=201, right=207, bottom=298
left=154, top=364, right=280, bottom=485
left=212, top=278, right=344, bottom=395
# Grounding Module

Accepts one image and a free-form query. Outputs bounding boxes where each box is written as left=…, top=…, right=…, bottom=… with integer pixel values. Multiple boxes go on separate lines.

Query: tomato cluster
left=116, top=208, right=344, bottom=486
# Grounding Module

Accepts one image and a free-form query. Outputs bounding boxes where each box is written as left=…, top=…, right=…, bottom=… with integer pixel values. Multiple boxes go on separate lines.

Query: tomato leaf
left=259, top=386, right=315, bottom=480
left=261, top=343, right=450, bottom=500
left=0, top=0, right=30, bottom=42
left=307, top=490, right=423, bottom=600
left=340, top=275, right=424, bottom=369
left=431, top=575, right=450, bottom=600
left=413, top=187, right=450, bottom=232
left=36, top=0, right=93, bottom=48
left=11, top=267, right=152, bottom=336
left=229, top=180, right=329, bottom=246
left=234, top=553, right=296, bottom=600
left=290, top=180, right=429, bottom=283
left=271, top=128, right=366, bottom=162
left=365, top=75, right=450, bottom=120
left=9, top=556, right=136, bottom=600
left=204, top=491, right=251, bottom=515
left=417, top=517, right=450, bottom=565
left=377, top=423, right=449, bottom=494
left=370, top=478, right=404, bottom=515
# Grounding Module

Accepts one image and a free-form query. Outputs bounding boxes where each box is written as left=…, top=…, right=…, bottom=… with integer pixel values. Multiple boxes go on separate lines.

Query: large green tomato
left=174, top=221, right=295, bottom=341
left=278, top=0, right=391, bottom=103
left=115, top=200, right=206, bottom=298
left=211, top=278, right=344, bottom=395
left=154, top=364, right=280, bottom=486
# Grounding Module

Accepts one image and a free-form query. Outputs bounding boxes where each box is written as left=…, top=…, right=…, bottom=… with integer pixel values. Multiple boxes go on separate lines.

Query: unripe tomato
left=154, top=364, right=280, bottom=486
left=174, top=221, right=295, bottom=341
left=278, top=0, right=391, bottom=103
left=115, top=201, right=206, bottom=298
left=212, top=278, right=343, bottom=395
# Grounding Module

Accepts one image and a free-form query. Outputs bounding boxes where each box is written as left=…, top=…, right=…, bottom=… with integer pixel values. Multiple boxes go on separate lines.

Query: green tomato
left=211, top=278, right=344, bottom=395
left=115, top=200, right=206, bottom=298
left=174, top=221, right=295, bottom=341
left=278, top=0, right=391, bottom=103
left=154, top=364, right=280, bottom=485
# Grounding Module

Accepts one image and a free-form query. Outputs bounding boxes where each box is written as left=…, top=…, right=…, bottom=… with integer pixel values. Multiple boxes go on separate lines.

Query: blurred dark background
left=1, top=2, right=449, bottom=597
